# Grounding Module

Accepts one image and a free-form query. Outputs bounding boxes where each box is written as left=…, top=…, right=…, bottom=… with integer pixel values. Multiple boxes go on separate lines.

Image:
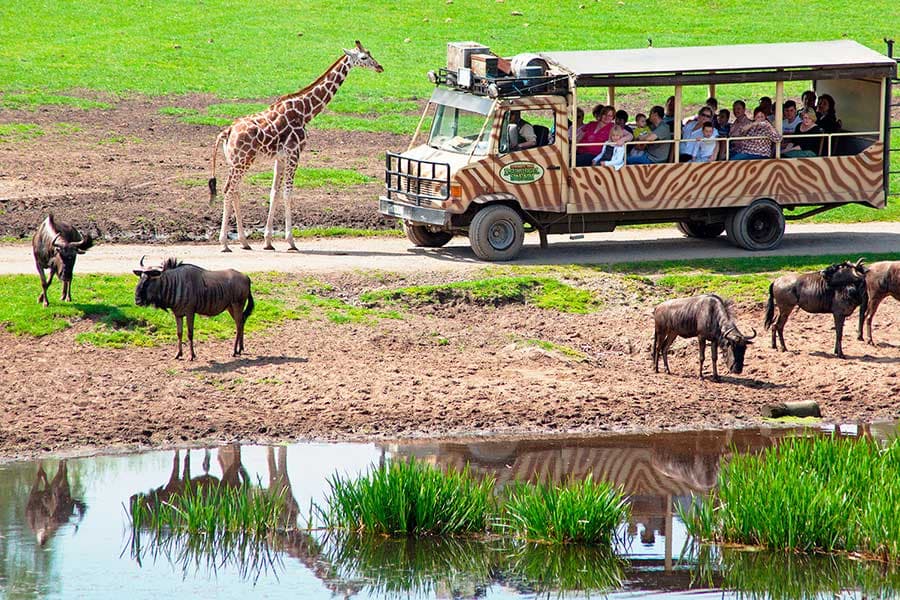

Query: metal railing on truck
left=384, top=152, right=450, bottom=205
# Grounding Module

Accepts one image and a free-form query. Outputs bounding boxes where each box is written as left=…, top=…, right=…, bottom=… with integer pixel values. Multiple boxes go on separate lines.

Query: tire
left=468, top=204, right=525, bottom=261
left=676, top=220, right=726, bottom=239
left=403, top=222, right=453, bottom=248
left=725, top=199, right=785, bottom=251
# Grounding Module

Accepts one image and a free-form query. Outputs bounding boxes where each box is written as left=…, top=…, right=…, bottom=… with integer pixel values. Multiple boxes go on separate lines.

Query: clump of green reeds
left=498, top=475, right=629, bottom=544
left=681, top=435, right=900, bottom=561
left=318, top=459, right=495, bottom=535
left=129, top=481, right=290, bottom=537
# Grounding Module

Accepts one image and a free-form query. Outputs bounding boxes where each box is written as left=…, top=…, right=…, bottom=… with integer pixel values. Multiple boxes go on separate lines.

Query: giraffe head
left=344, top=40, right=383, bottom=73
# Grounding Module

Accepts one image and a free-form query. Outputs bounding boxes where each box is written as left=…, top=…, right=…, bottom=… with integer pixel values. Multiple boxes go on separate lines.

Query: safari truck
left=379, top=39, right=899, bottom=261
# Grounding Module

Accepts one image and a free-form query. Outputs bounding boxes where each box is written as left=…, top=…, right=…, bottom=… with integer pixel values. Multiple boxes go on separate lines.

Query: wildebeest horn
left=51, top=233, right=63, bottom=247
left=855, top=257, right=866, bottom=267
left=139, top=255, right=147, bottom=267
left=746, top=327, right=757, bottom=340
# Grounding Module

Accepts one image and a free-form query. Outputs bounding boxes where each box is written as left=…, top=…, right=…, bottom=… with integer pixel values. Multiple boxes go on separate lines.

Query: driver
left=508, top=110, right=537, bottom=151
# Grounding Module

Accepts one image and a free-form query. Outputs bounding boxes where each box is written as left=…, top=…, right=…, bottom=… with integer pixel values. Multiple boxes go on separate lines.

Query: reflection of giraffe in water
left=26, top=460, right=86, bottom=546
left=130, top=445, right=250, bottom=510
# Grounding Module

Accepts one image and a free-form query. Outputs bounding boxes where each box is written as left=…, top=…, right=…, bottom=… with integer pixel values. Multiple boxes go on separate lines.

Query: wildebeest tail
left=764, top=282, right=775, bottom=330
left=209, top=127, right=230, bottom=205
left=243, top=290, right=255, bottom=322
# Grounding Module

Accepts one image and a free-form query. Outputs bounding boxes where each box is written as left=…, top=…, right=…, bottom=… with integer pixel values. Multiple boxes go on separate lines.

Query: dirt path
left=4, top=221, right=900, bottom=275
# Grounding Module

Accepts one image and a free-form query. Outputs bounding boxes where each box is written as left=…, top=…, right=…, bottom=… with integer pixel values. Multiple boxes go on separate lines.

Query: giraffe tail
left=209, top=127, right=230, bottom=206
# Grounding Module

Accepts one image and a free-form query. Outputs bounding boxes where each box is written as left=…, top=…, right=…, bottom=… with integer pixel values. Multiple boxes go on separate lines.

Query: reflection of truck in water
left=380, top=40, right=897, bottom=261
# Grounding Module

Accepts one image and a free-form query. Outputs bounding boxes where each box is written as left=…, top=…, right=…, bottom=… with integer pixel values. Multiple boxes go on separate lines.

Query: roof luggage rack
left=435, top=68, right=568, bottom=98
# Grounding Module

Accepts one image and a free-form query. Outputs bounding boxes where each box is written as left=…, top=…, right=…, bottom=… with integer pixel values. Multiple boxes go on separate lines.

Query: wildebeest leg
left=263, top=157, right=285, bottom=250
left=774, top=305, right=792, bottom=352
left=864, top=293, right=885, bottom=345
left=711, top=341, right=719, bottom=382
left=698, top=338, right=706, bottom=379
left=175, top=315, right=184, bottom=359
left=833, top=313, right=846, bottom=358
left=652, top=327, right=662, bottom=372
left=186, top=313, right=196, bottom=361
left=662, top=332, right=677, bottom=374
left=35, top=260, right=50, bottom=306
left=229, top=303, right=244, bottom=356
left=61, top=277, right=71, bottom=302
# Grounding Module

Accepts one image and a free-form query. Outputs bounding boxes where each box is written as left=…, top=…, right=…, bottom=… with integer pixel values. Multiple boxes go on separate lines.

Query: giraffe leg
left=232, top=191, right=252, bottom=251
left=219, top=170, right=239, bottom=252
left=264, top=158, right=285, bottom=250
left=283, top=143, right=304, bottom=252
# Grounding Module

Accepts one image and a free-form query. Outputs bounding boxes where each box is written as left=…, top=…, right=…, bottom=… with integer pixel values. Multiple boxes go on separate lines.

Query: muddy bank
left=2, top=271, right=899, bottom=461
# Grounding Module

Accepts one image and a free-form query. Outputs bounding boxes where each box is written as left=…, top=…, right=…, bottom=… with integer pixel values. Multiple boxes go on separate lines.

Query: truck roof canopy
left=540, top=40, right=897, bottom=87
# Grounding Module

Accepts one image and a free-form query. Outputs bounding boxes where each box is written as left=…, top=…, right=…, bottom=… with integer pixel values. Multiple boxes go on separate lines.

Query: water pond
left=1, top=423, right=899, bottom=599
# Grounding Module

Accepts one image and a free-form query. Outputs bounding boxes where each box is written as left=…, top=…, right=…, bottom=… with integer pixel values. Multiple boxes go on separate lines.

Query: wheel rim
left=488, top=219, right=516, bottom=250
left=746, top=206, right=781, bottom=246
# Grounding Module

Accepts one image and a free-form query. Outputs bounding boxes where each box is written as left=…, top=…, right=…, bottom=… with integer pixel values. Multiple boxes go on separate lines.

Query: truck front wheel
left=468, top=205, right=525, bottom=261
left=403, top=222, right=453, bottom=247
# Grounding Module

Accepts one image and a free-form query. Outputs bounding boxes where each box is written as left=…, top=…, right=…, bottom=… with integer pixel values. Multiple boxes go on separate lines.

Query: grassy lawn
left=0, top=273, right=399, bottom=346
left=2, top=1, right=897, bottom=113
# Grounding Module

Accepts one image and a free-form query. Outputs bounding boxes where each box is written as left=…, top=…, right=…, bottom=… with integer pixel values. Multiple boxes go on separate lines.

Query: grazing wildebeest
left=133, top=257, right=254, bottom=360
left=652, top=294, right=756, bottom=381
left=857, top=261, right=900, bottom=345
left=32, top=214, right=93, bottom=306
left=764, top=259, right=868, bottom=358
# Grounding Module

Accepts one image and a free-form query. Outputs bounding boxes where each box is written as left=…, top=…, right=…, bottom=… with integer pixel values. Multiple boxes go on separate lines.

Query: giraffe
left=209, top=41, right=383, bottom=252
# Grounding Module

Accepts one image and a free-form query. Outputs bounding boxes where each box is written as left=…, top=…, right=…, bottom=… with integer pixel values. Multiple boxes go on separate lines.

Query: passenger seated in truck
left=816, top=94, right=841, bottom=134
left=715, top=109, right=731, bottom=137
left=632, top=113, right=650, bottom=138
left=679, top=107, right=715, bottom=162
left=615, top=110, right=633, bottom=134
left=627, top=106, right=672, bottom=165
left=507, top=110, right=537, bottom=151
left=782, top=108, right=823, bottom=158
left=732, top=107, right=781, bottom=160
left=592, top=125, right=627, bottom=170
left=576, top=105, right=613, bottom=166
left=691, top=122, right=719, bottom=163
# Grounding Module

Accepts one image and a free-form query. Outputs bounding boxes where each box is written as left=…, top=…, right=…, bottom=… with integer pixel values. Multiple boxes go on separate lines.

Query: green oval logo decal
left=499, top=161, right=544, bottom=184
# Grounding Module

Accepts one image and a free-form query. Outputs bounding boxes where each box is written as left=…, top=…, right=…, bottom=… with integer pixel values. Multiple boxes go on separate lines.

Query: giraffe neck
left=278, top=55, right=352, bottom=124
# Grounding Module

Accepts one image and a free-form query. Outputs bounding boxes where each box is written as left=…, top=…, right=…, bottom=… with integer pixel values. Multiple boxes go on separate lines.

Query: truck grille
left=385, top=152, right=450, bottom=205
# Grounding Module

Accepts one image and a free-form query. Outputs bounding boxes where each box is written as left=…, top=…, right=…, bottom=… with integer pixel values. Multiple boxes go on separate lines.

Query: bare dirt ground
left=0, top=93, right=399, bottom=242
left=1, top=96, right=898, bottom=462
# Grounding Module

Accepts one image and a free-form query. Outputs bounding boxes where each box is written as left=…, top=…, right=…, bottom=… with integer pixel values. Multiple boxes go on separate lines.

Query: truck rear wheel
left=726, top=199, right=785, bottom=250
left=676, top=220, right=726, bottom=238
left=468, top=205, right=525, bottom=261
left=403, top=222, right=453, bottom=247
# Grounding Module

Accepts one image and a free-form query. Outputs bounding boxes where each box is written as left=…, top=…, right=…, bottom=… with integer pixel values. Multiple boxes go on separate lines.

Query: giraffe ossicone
left=208, top=40, right=384, bottom=252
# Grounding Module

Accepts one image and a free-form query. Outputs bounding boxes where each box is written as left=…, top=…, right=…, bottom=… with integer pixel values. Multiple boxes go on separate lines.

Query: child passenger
left=632, top=113, right=650, bottom=138
left=691, top=122, right=718, bottom=163
left=592, top=125, right=627, bottom=170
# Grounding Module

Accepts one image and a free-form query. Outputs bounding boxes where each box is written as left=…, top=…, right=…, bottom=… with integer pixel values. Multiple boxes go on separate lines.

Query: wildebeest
left=133, top=257, right=254, bottom=360
left=764, top=259, right=868, bottom=358
left=857, top=261, right=900, bottom=345
left=32, top=214, right=93, bottom=306
left=652, top=294, right=756, bottom=381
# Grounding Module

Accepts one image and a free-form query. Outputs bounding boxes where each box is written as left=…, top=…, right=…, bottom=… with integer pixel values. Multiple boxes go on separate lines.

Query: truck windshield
left=427, top=104, right=491, bottom=156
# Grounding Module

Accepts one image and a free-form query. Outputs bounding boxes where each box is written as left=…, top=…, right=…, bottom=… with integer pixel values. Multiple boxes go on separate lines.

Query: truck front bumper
left=379, top=197, right=451, bottom=227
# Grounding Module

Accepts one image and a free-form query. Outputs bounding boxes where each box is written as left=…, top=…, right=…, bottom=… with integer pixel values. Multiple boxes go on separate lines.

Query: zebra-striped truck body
left=382, top=40, right=896, bottom=261
left=133, top=258, right=254, bottom=360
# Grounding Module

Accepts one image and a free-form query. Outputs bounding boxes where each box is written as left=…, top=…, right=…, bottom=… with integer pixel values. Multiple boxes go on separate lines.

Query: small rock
left=297, top=32, right=303, bottom=36
left=445, top=17, right=452, bottom=22
left=511, top=10, right=523, bottom=15
left=173, top=44, right=181, bottom=49
left=403, top=37, right=411, bottom=43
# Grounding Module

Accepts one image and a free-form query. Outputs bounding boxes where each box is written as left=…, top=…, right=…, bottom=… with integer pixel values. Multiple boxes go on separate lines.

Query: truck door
left=495, top=106, right=568, bottom=213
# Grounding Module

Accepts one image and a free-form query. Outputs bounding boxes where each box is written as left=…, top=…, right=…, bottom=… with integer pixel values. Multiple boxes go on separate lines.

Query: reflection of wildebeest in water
left=26, top=460, right=86, bottom=546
